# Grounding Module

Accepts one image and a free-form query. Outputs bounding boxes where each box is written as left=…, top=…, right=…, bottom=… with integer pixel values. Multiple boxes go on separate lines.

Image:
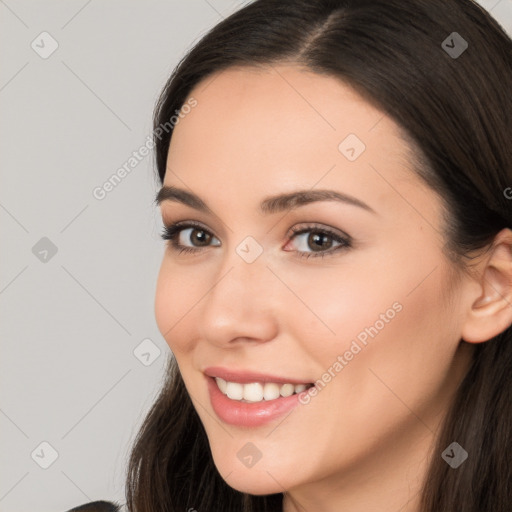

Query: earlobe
left=461, top=228, right=512, bottom=344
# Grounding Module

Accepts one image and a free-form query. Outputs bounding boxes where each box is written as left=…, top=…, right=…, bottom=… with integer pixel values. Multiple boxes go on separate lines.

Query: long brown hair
left=125, top=1, right=512, bottom=510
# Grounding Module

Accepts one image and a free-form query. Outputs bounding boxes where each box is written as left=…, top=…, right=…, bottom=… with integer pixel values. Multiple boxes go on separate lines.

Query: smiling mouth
left=214, top=377, right=315, bottom=403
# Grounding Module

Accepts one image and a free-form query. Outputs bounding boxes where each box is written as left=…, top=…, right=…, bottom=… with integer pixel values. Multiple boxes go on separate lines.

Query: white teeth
left=263, top=382, right=280, bottom=400
left=216, top=377, right=227, bottom=394
left=226, top=381, right=244, bottom=400
left=280, top=383, right=295, bottom=397
left=243, top=382, right=264, bottom=402
left=215, top=378, right=310, bottom=402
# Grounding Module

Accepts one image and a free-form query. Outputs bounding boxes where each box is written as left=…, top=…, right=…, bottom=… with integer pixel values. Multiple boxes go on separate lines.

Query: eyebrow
left=155, top=185, right=376, bottom=215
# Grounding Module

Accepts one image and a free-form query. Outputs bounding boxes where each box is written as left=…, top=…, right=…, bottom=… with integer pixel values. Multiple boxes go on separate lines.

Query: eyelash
left=160, top=220, right=352, bottom=259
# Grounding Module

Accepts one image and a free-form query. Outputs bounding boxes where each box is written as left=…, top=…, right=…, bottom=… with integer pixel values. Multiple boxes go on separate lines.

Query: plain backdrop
left=1, top=1, right=511, bottom=511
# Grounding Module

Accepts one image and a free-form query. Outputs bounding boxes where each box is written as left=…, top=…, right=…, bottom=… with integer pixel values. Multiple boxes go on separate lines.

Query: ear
left=461, top=228, right=512, bottom=343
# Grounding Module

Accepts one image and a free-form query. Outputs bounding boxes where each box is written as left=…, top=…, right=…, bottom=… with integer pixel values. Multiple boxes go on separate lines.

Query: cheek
left=276, top=261, right=406, bottom=365
left=287, top=251, right=458, bottom=407
left=154, top=258, right=198, bottom=354
left=288, top=242, right=450, bottom=357
left=367, top=271, right=460, bottom=387
left=315, top=265, right=457, bottom=428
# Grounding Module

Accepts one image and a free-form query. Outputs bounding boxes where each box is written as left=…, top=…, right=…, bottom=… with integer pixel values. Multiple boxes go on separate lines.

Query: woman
left=68, top=0, right=512, bottom=510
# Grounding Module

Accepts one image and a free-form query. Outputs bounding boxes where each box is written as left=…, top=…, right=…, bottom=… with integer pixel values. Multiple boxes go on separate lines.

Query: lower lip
left=206, top=376, right=308, bottom=427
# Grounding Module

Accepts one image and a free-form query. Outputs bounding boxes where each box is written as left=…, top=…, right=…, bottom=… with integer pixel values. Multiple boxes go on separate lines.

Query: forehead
left=164, top=64, right=426, bottom=218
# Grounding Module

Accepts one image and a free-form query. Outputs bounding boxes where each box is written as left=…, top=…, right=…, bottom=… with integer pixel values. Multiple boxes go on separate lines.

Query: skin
left=154, top=65, right=512, bottom=512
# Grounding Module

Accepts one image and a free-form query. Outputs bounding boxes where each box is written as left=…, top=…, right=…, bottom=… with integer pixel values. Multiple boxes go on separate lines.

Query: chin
left=210, top=450, right=298, bottom=495
left=220, top=469, right=288, bottom=496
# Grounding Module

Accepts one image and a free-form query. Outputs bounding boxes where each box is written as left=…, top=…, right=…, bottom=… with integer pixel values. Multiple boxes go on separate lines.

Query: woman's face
left=155, top=65, right=475, bottom=501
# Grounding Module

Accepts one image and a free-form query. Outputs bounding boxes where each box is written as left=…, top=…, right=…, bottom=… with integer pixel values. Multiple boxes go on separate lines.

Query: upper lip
left=204, top=366, right=312, bottom=385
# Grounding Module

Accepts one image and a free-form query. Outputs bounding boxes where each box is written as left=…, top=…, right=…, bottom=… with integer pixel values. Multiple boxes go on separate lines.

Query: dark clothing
left=64, top=500, right=122, bottom=512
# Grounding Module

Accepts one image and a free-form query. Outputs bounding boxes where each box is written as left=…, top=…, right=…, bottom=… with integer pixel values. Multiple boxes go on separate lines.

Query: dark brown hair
left=125, top=1, right=512, bottom=510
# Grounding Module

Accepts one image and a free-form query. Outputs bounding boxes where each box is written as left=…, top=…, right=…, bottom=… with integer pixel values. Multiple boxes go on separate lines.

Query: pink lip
left=203, top=366, right=312, bottom=385
left=206, top=375, right=308, bottom=427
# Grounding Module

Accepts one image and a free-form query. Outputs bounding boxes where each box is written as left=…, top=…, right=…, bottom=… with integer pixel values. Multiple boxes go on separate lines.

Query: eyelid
left=287, top=223, right=351, bottom=242
left=162, top=219, right=350, bottom=239
left=162, top=220, right=220, bottom=245
left=284, top=223, right=351, bottom=258
left=160, top=220, right=352, bottom=258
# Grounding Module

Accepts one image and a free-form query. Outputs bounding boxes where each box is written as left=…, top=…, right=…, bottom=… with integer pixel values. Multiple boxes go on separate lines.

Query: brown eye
left=286, top=224, right=351, bottom=259
left=160, top=222, right=220, bottom=253
left=307, top=232, right=335, bottom=252
left=181, top=227, right=213, bottom=247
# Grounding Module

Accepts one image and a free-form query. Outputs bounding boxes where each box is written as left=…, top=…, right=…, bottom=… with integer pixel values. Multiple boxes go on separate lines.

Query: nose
left=197, top=251, right=280, bottom=348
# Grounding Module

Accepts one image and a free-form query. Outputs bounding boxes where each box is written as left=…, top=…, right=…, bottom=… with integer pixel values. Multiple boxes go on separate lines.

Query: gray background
left=0, top=1, right=510, bottom=511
